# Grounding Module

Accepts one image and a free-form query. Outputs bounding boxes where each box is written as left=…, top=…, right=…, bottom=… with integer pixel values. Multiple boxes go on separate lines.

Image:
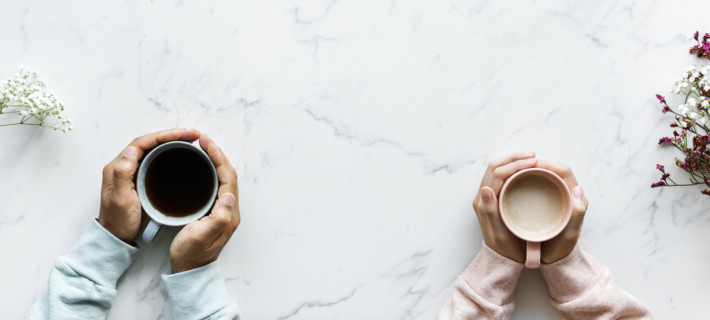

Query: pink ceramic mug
left=498, top=168, right=573, bottom=269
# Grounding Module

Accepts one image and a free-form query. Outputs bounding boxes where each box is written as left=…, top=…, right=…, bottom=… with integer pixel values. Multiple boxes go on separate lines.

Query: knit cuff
left=540, top=246, right=607, bottom=303
left=162, top=260, right=237, bottom=320
left=62, top=219, right=140, bottom=287
left=459, top=243, right=525, bottom=305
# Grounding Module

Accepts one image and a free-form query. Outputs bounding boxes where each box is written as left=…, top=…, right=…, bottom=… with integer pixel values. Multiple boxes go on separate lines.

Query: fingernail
left=122, top=146, right=138, bottom=160
left=481, top=189, right=492, bottom=201
left=573, top=186, right=584, bottom=199
left=221, top=193, right=235, bottom=207
left=526, top=158, right=537, bottom=164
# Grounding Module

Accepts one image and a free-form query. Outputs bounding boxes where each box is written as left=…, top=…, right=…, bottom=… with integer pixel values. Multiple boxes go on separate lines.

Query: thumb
left=571, top=186, right=588, bottom=215
left=203, top=193, right=235, bottom=234
left=114, top=146, right=140, bottom=197
left=566, top=186, right=588, bottom=231
left=480, top=186, right=500, bottom=216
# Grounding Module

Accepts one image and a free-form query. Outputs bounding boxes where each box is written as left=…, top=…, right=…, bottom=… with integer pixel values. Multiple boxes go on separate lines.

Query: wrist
left=484, top=238, right=525, bottom=263
left=542, top=250, right=573, bottom=264
left=170, top=258, right=215, bottom=274
left=97, top=217, right=133, bottom=244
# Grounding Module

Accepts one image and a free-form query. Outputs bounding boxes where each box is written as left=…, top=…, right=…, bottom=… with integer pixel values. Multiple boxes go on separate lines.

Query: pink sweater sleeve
left=540, top=246, right=652, bottom=319
left=437, top=244, right=524, bottom=320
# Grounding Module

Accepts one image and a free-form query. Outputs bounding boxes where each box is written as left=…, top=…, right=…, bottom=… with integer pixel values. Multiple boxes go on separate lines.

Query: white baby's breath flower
left=680, top=105, right=689, bottom=115
left=0, top=66, right=72, bottom=132
left=703, top=100, right=710, bottom=108
left=699, top=117, right=707, bottom=125
left=690, top=112, right=699, bottom=119
left=688, top=98, right=697, bottom=106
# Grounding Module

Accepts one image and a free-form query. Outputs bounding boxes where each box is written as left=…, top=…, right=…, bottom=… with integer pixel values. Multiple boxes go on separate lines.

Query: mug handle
left=142, top=219, right=161, bottom=244
left=525, top=241, right=541, bottom=269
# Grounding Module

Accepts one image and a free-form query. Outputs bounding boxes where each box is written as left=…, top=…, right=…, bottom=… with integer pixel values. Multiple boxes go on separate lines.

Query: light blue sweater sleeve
left=28, top=219, right=139, bottom=320
left=29, top=219, right=241, bottom=320
left=162, top=260, right=241, bottom=319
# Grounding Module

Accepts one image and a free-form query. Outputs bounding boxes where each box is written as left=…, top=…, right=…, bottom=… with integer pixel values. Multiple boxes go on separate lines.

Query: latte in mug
left=501, top=172, right=567, bottom=236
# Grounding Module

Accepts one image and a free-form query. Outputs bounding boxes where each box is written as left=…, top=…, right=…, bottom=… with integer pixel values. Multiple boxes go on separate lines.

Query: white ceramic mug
left=137, top=141, right=218, bottom=243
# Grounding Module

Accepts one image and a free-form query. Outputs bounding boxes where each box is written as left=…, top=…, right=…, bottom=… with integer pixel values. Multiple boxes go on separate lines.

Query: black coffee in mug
left=144, top=147, right=216, bottom=217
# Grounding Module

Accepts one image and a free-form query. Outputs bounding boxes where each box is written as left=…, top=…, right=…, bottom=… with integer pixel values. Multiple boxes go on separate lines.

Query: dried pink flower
left=653, top=31, right=710, bottom=197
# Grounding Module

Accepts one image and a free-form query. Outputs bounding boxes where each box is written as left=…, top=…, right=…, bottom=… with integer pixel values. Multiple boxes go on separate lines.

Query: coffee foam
left=502, top=173, right=566, bottom=236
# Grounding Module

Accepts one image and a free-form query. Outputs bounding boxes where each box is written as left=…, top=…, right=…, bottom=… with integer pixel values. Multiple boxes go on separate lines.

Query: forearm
left=28, top=219, right=139, bottom=320
left=163, top=260, right=241, bottom=320
left=437, top=244, right=523, bottom=320
left=540, top=246, right=652, bottom=319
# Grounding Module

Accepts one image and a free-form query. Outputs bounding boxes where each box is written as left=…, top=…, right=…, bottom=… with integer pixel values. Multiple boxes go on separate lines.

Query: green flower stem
left=0, top=122, right=63, bottom=129
left=664, top=182, right=705, bottom=187
left=668, top=143, right=708, bottom=184
left=0, top=122, right=37, bottom=127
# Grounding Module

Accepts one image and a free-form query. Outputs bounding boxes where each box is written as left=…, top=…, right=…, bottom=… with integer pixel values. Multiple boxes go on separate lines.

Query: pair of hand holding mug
left=99, top=129, right=584, bottom=272
left=97, top=128, right=240, bottom=273
left=473, top=152, right=589, bottom=266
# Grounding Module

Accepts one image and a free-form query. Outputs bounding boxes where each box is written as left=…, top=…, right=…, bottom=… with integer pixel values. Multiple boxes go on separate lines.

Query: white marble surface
left=2, top=0, right=710, bottom=319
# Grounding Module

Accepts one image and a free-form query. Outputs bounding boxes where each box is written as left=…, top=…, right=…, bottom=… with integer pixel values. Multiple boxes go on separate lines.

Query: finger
left=187, top=193, right=235, bottom=244
left=200, top=134, right=238, bottom=201
left=569, top=186, right=588, bottom=222
left=559, top=186, right=588, bottom=239
left=536, top=159, right=579, bottom=188
left=122, top=128, right=201, bottom=161
left=479, top=187, right=500, bottom=217
left=489, top=151, right=536, bottom=169
left=480, top=187, right=515, bottom=239
left=200, top=135, right=240, bottom=233
left=199, top=134, right=231, bottom=168
left=487, top=158, right=538, bottom=193
left=113, top=146, right=140, bottom=196
left=482, top=151, right=536, bottom=186
left=101, top=163, right=114, bottom=196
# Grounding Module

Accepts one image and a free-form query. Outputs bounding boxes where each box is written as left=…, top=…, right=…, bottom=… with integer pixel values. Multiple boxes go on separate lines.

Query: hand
left=169, top=134, right=240, bottom=273
left=536, top=160, right=589, bottom=264
left=98, top=128, right=202, bottom=243
left=472, top=152, right=538, bottom=262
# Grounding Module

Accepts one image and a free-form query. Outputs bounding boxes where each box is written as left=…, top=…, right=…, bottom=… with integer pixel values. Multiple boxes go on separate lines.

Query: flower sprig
left=653, top=60, right=710, bottom=196
left=690, top=31, right=710, bottom=60
left=0, top=66, right=72, bottom=132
